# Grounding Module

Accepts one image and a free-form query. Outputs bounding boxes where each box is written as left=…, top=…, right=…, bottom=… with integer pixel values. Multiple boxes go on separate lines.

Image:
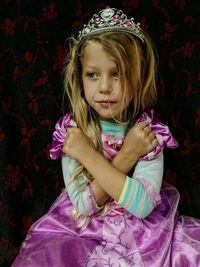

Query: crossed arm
left=62, top=121, right=163, bottom=217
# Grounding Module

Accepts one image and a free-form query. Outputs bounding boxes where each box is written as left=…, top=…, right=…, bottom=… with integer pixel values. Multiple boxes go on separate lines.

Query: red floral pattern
left=0, top=0, right=199, bottom=265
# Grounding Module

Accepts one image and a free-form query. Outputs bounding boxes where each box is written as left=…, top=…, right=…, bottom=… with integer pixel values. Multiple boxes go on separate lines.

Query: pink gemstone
left=125, top=19, right=132, bottom=27
left=114, top=15, right=119, bottom=20
left=95, top=18, right=101, bottom=23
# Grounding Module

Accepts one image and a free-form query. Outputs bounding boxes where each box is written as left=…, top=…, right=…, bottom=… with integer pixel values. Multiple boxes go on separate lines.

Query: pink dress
left=12, top=110, right=200, bottom=267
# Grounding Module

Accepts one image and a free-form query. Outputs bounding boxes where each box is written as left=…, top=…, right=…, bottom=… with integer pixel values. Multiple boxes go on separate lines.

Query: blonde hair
left=63, top=31, right=157, bottom=186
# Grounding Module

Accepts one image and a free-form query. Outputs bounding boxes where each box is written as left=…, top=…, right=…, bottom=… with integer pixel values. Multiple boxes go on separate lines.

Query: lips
left=98, top=100, right=115, bottom=104
left=98, top=100, right=115, bottom=108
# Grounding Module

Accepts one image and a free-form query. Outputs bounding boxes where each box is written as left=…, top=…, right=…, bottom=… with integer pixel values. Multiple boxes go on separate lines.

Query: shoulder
left=54, top=112, right=74, bottom=130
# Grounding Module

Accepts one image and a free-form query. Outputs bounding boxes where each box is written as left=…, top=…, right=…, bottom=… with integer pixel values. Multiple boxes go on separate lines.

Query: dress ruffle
left=135, top=109, right=178, bottom=160
left=49, top=112, right=74, bottom=159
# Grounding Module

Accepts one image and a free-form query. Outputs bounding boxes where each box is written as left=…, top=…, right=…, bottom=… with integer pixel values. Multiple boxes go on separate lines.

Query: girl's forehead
left=82, top=43, right=118, bottom=65
left=80, top=40, right=100, bottom=57
left=82, top=41, right=115, bottom=60
left=83, top=40, right=102, bottom=50
left=81, top=41, right=104, bottom=59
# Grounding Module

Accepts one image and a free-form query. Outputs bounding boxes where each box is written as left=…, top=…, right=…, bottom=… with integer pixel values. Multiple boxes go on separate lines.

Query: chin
left=98, top=114, right=113, bottom=120
left=98, top=114, right=118, bottom=121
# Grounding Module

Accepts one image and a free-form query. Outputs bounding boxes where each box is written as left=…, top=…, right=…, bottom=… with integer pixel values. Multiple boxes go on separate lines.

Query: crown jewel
left=78, top=8, right=144, bottom=42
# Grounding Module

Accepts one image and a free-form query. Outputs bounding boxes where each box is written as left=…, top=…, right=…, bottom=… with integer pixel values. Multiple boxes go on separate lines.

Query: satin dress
left=12, top=110, right=200, bottom=267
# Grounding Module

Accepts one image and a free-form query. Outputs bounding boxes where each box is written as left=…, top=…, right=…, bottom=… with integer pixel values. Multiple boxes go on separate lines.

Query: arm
left=62, top=156, right=106, bottom=215
left=93, top=121, right=158, bottom=206
left=112, top=121, right=157, bottom=173
left=63, top=123, right=157, bottom=203
left=116, top=152, right=163, bottom=218
left=80, top=147, right=126, bottom=200
left=70, top=146, right=163, bottom=218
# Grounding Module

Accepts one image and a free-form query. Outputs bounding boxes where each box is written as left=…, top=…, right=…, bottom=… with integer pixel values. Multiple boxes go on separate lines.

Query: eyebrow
left=83, top=65, right=96, bottom=68
left=83, top=64, right=102, bottom=68
left=83, top=65, right=118, bottom=70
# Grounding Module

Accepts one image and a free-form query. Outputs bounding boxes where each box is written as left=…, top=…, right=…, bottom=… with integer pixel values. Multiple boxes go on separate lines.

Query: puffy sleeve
left=116, top=110, right=178, bottom=218
left=49, top=112, right=75, bottom=160
left=135, top=109, right=179, bottom=160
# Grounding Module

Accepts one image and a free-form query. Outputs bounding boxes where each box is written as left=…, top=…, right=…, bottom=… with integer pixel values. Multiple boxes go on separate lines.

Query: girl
left=12, top=7, right=200, bottom=267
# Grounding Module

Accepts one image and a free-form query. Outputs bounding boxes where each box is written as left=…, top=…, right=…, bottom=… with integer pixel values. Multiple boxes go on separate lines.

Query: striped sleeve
left=62, top=156, right=99, bottom=216
left=116, top=151, right=163, bottom=218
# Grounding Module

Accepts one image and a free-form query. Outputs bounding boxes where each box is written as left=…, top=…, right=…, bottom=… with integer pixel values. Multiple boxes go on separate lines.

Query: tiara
left=78, top=7, right=144, bottom=42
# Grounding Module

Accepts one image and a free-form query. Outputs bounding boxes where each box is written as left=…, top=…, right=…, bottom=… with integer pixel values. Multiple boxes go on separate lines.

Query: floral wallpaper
left=0, top=0, right=199, bottom=265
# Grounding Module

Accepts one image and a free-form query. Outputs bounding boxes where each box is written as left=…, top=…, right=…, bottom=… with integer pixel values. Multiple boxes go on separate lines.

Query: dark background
left=0, top=0, right=199, bottom=265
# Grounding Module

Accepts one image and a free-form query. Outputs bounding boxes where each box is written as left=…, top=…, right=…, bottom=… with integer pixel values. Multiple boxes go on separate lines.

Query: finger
left=62, top=146, right=67, bottom=154
left=67, top=127, right=74, bottom=133
left=137, top=121, right=149, bottom=129
left=148, top=131, right=155, bottom=140
left=151, top=137, right=158, bottom=147
left=143, top=126, right=151, bottom=135
left=64, top=135, right=69, bottom=143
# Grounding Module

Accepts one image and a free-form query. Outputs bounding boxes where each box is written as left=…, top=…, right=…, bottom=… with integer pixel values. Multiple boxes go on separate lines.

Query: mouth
left=98, top=100, right=116, bottom=108
left=98, top=100, right=116, bottom=103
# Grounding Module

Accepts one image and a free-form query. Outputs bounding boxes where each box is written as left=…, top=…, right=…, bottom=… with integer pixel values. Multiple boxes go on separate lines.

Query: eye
left=86, top=72, right=98, bottom=79
left=113, top=72, right=119, bottom=78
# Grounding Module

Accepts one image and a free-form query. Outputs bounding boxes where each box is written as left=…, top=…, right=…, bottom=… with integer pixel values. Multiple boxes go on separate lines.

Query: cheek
left=83, top=84, right=93, bottom=102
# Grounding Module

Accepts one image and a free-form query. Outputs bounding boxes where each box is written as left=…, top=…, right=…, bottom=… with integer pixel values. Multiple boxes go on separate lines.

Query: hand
left=120, top=121, right=157, bottom=160
left=62, top=128, right=93, bottom=162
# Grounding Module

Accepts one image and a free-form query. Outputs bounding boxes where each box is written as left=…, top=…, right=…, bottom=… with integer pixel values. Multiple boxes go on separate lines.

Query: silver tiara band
left=78, top=8, right=144, bottom=42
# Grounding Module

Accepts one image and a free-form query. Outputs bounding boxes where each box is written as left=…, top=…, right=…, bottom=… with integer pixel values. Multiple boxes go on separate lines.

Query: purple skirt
left=12, top=184, right=200, bottom=267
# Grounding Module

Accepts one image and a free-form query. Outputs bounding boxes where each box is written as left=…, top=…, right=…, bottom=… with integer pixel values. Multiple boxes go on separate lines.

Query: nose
left=99, top=76, right=112, bottom=94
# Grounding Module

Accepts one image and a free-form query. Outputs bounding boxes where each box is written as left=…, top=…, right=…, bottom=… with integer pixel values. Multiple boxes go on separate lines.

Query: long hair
left=63, top=31, right=157, bottom=186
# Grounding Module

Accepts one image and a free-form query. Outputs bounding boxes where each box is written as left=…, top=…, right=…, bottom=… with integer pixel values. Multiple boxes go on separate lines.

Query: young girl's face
left=81, top=41, right=131, bottom=121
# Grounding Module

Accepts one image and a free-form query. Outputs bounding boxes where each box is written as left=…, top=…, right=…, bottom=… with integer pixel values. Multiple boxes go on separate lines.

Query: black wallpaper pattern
left=0, top=0, right=199, bottom=265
